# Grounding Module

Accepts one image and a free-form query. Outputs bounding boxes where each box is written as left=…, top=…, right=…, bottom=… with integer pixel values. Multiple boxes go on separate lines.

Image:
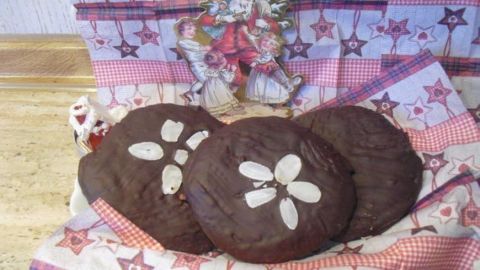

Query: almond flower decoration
left=239, top=154, right=322, bottom=230
left=128, top=119, right=209, bottom=195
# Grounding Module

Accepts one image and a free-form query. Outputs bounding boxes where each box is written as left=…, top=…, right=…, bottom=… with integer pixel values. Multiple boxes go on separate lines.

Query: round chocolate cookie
left=294, top=106, right=423, bottom=242
left=183, top=117, right=356, bottom=263
left=78, top=104, right=224, bottom=254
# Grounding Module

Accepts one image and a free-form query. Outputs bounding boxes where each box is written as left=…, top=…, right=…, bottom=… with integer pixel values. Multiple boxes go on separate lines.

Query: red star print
left=134, top=24, right=160, bottom=45
left=422, top=152, right=449, bottom=175
left=335, top=244, right=363, bottom=255
left=472, top=28, right=480, bottom=45
left=385, top=19, right=411, bottom=42
left=285, top=36, right=313, bottom=59
left=172, top=252, right=210, bottom=270
left=114, top=40, right=140, bottom=58
left=468, top=105, right=480, bottom=123
left=370, top=92, right=400, bottom=118
left=438, top=7, right=468, bottom=33
left=341, top=32, right=367, bottom=57
left=310, top=13, right=335, bottom=41
left=423, top=79, right=453, bottom=106
left=462, top=197, right=480, bottom=227
left=117, top=251, right=154, bottom=270
left=55, top=227, right=94, bottom=255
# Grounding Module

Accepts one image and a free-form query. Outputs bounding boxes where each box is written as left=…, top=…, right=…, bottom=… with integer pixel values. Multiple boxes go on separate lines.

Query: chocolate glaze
left=183, top=117, right=356, bottom=263
left=294, top=106, right=423, bottom=242
left=78, top=104, right=224, bottom=254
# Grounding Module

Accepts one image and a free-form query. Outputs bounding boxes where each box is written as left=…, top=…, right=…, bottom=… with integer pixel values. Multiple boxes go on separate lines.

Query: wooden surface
left=0, top=35, right=95, bottom=268
left=0, top=35, right=95, bottom=89
left=0, top=0, right=78, bottom=34
left=0, top=89, right=93, bottom=269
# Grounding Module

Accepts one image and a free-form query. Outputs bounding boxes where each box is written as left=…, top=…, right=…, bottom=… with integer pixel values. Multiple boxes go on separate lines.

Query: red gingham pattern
left=268, top=237, right=480, bottom=270
left=91, top=198, right=165, bottom=252
left=92, top=60, right=194, bottom=87
left=92, top=59, right=380, bottom=88
left=285, top=59, right=381, bottom=88
left=389, top=0, right=480, bottom=6
left=406, top=112, right=480, bottom=153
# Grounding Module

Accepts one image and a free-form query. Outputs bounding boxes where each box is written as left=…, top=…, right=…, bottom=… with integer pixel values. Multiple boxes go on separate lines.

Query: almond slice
left=128, top=142, right=164, bottom=161
left=161, top=119, right=185, bottom=142
left=162, top=164, right=183, bottom=195
left=174, top=149, right=189, bottom=165
left=186, top=130, right=209, bottom=150
left=239, top=161, right=274, bottom=181
left=279, top=197, right=298, bottom=230
left=287, top=181, right=321, bottom=203
left=275, top=154, right=302, bottom=185
left=244, top=188, right=277, bottom=208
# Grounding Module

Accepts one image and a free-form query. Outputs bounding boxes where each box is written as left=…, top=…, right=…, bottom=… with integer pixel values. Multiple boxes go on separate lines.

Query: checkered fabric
left=92, top=60, right=194, bottom=87
left=285, top=59, right=381, bottom=88
left=91, top=198, right=164, bottom=252
left=267, top=237, right=480, bottom=270
left=406, top=112, right=480, bottom=152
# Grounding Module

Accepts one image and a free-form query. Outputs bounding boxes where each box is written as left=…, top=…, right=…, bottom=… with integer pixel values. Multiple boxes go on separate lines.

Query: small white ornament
left=275, top=154, right=302, bottom=185
left=244, top=188, right=277, bottom=208
left=186, top=130, right=209, bottom=150
left=128, top=142, right=164, bottom=161
left=279, top=197, right=298, bottom=230
left=239, top=161, right=274, bottom=181
left=162, top=164, right=183, bottom=195
left=174, top=149, right=189, bottom=165
left=161, top=119, right=185, bottom=142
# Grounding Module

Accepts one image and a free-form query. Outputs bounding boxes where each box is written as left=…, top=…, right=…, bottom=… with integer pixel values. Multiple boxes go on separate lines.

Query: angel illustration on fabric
left=174, top=0, right=302, bottom=116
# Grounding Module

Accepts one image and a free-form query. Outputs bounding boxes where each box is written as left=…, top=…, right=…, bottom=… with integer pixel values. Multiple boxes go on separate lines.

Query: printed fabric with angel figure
left=175, top=0, right=302, bottom=115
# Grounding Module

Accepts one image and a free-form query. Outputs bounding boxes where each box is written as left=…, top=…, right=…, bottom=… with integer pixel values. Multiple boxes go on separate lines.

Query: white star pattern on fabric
left=87, top=33, right=112, bottom=50
left=127, top=90, right=150, bottom=110
left=239, top=154, right=322, bottom=230
left=93, top=236, right=121, bottom=253
left=429, top=201, right=459, bottom=224
left=404, top=97, right=433, bottom=123
left=448, top=156, right=479, bottom=175
left=409, top=25, right=437, bottom=49
left=368, top=18, right=386, bottom=39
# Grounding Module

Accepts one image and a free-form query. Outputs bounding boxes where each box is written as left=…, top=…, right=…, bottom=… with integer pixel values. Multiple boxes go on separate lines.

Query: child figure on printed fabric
left=200, top=49, right=242, bottom=116
left=246, top=32, right=302, bottom=105
left=202, top=0, right=232, bottom=40
left=176, top=18, right=210, bottom=104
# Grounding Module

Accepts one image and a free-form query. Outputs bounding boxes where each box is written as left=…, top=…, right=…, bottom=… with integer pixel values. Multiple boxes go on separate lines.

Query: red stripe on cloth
left=311, top=50, right=437, bottom=111
left=285, top=59, right=381, bottom=88
left=92, top=59, right=379, bottom=88
left=91, top=198, right=164, bottom=252
left=269, top=237, right=480, bottom=270
left=406, top=112, right=480, bottom=153
left=382, top=54, right=480, bottom=77
left=30, top=259, right=65, bottom=270
left=389, top=0, right=480, bottom=6
left=92, top=60, right=194, bottom=87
